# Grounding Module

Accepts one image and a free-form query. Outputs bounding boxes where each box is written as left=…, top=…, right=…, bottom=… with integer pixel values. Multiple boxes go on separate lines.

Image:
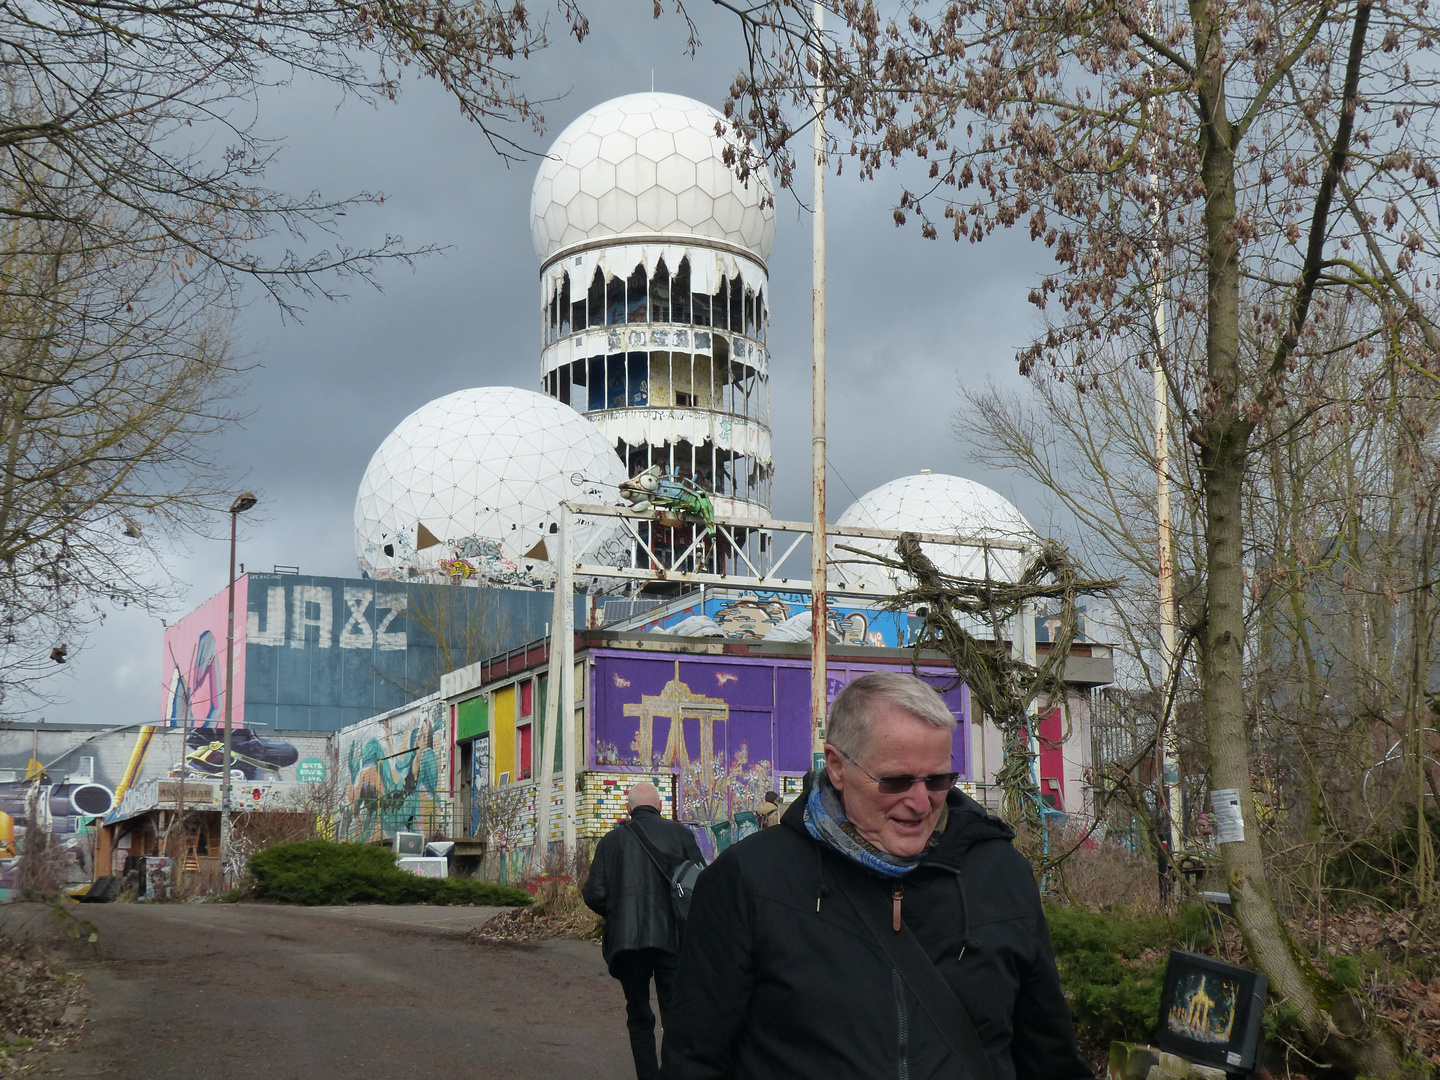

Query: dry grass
left=1040, top=828, right=1169, bottom=914
left=0, top=927, right=87, bottom=1073
left=469, top=848, right=602, bottom=945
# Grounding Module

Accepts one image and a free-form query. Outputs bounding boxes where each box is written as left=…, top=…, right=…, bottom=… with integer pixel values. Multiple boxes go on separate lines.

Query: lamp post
left=219, top=491, right=257, bottom=887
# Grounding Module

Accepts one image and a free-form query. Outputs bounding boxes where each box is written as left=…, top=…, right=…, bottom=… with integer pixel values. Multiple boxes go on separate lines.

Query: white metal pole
left=809, top=1, right=829, bottom=775
left=533, top=526, right=566, bottom=876
left=1155, top=274, right=1183, bottom=854
left=559, top=504, right=578, bottom=855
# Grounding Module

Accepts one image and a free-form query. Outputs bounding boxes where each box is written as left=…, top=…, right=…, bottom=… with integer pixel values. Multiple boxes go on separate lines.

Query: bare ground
left=0, top=902, right=636, bottom=1080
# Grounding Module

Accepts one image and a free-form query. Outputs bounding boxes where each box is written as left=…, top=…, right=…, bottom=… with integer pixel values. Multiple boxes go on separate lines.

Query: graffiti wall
left=0, top=723, right=329, bottom=898
left=588, top=652, right=968, bottom=825
left=335, top=696, right=452, bottom=843
left=162, top=573, right=571, bottom=733
left=634, top=590, right=914, bottom=646
left=162, top=582, right=245, bottom=727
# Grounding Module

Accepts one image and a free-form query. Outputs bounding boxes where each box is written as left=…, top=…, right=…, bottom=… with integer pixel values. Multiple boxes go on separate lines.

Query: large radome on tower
left=532, top=93, right=778, bottom=533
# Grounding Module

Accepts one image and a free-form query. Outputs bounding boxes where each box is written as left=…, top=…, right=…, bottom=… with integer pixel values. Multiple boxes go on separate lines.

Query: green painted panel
left=456, top=696, right=489, bottom=741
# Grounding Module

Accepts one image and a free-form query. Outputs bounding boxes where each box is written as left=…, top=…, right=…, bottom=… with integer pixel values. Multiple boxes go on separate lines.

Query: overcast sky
left=36, top=0, right=1063, bottom=726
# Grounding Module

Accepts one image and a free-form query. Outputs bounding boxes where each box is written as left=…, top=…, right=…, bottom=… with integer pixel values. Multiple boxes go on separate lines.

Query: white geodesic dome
left=355, top=387, right=629, bottom=586
left=829, top=473, right=1036, bottom=593
left=530, top=92, right=776, bottom=264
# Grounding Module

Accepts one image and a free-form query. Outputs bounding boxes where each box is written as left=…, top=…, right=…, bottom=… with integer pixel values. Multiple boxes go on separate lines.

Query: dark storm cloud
left=40, top=3, right=1057, bottom=723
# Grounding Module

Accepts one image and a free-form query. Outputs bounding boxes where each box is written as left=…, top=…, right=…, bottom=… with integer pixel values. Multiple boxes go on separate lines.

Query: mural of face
left=825, top=703, right=952, bottom=858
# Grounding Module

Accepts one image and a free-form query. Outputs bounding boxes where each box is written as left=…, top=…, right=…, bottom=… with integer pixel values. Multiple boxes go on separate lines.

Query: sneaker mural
left=174, top=726, right=301, bottom=781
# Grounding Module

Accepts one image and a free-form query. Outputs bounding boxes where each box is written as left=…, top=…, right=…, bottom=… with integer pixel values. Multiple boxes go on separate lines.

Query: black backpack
left=626, top=820, right=705, bottom=922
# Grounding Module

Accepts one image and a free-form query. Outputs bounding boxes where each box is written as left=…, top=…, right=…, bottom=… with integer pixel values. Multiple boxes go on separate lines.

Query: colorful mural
left=164, top=573, right=567, bottom=733
left=163, top=582, right=245, bottom=727
left=0, top=781, right=108, bottom=896
left=0, top=723, right=329, bottom=899
left=335, top=697, right=451, bottom=842
left=636, top=590, right=909, bottom=646
left=589, top=653, right=968, bottom=826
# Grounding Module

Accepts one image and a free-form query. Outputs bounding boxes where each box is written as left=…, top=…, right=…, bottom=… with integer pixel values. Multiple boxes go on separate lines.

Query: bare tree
left=0, top=0, right=582, bottom=704
left=699, top=0, right=1440, bottom=1071
left=0, top=0, right=582, bottom=307
left=0, top=163, right=241, bottom=712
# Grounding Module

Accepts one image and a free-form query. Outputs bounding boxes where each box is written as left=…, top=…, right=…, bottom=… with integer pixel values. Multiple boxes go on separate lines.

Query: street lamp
left=220, top=491, right=257, bottom=888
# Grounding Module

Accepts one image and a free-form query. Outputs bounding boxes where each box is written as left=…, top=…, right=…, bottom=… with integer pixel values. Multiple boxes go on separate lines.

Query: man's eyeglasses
left=836, top=748, right=958, bottom=795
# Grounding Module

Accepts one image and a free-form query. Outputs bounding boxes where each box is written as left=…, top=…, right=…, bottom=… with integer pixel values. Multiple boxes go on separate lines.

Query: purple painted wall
left=588, top=651, right=968, bottom=824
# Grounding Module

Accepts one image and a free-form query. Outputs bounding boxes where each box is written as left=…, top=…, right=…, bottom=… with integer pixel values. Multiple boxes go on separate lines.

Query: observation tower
left=530, top=92, right=776, bottom=533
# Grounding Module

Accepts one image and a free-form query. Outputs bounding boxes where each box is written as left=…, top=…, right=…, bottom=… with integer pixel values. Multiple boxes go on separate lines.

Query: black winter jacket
left=582, top=805, right=704, bottom=971
left=660, top=781, right=1093, bottom=1080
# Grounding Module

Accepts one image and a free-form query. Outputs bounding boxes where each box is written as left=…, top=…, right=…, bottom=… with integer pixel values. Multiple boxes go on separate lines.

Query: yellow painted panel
left=493, top=685, right=516, bottom=784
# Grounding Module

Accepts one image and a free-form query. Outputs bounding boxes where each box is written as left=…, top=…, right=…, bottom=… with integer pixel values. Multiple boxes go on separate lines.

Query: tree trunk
left=1191, top=3, right=1402, bottom=1073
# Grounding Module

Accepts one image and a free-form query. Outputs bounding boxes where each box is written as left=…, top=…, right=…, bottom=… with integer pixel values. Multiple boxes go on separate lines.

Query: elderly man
left=661, top=671, right=1093, bottom=1080
left=583, top=782, right=704, bottom=1080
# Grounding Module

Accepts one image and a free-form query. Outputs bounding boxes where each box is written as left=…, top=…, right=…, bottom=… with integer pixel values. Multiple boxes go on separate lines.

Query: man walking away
left=583, top=782, right=704, bottom=1080
left=755, top=791, right=782, bottom=828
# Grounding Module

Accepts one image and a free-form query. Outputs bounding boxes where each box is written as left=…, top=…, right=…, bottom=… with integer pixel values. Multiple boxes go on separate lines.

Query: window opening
left=587, top=268, right=605, bottom=329
left=712, top=277, right=727, bottom=329
left=588, top=356, right=605, bottom=411
left=744, top=289, right=755, bottom=338
left=558, top=273, right=571, bottom=337
left=607, top=274, right=626, bottom=325
left=730, top=277, right=744, bottom=332
left=558, top=366, right=571, bottom=406
left=607, top=354, right=626, bottom=408
left=673, top=258, right=691, bottom=325
left=627, top=266, right=648, bottom=323
left=692, top=285, right=711, bottom=327
left=756, top=288, right=766, bottom=343
left=650, top=260, right=670, bottom=324
left=627, top=352, right=648, bottom=406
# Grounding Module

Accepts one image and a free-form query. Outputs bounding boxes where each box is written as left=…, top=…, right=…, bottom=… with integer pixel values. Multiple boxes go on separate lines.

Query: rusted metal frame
left=568, top=502, right=1031, bottom=551
left=717, top=522, right=765, bottom=579
left=619, top=514, right=665, bottom=569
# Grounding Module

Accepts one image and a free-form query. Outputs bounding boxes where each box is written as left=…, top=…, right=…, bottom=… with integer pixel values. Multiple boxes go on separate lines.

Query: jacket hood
left=780, top=768, right=1014, bottom=863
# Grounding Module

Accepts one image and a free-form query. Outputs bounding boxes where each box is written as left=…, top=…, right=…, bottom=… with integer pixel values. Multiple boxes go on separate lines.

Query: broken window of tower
left=650, top=260, right=670, bottom=323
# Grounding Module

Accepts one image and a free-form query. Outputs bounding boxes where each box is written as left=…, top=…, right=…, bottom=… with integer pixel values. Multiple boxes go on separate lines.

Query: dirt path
left=0, top=902, right=635, bottom=1080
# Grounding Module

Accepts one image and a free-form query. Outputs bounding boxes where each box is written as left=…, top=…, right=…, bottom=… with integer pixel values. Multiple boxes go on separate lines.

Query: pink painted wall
left=161, top=576, right=248, bottom=727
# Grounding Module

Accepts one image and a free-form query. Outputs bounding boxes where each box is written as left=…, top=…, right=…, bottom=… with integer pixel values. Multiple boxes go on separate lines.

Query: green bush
left=1045, top=902, right=1215, bottom=1049
left=248, top=840, right=533, bottom=907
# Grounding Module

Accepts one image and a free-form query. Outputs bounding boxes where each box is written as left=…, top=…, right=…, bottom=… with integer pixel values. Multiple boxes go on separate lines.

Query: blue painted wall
left=241, top=573, right=570, bottom=732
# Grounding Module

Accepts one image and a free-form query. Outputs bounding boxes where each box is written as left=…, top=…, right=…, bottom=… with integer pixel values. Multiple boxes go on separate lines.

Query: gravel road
left=0, top=902, right=636, bottom=1080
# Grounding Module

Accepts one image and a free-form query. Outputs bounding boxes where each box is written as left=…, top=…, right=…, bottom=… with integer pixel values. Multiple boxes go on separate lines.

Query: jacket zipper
left=893, top=967, right=910, bottom=1080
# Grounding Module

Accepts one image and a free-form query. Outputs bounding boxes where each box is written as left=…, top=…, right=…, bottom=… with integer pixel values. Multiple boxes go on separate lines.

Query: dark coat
left=582, top=805, right=704, bottom=971
left=660, top=781, right=1094, bottom=1080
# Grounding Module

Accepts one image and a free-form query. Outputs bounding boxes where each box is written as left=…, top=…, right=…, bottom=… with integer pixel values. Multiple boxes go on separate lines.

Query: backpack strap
left=830, top=868, right=998, bottom=1080
left=624, top=820, right=674, bottom=887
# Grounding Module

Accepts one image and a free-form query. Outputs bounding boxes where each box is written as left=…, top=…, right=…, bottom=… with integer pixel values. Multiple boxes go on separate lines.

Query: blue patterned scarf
left=803, top=769, right=945, bottom=878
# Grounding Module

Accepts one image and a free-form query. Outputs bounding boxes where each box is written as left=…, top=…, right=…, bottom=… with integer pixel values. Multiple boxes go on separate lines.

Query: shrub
left=248, top=840, right=532, bottom=907
left=1045, top=902, right=1216, bottom=1054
